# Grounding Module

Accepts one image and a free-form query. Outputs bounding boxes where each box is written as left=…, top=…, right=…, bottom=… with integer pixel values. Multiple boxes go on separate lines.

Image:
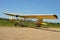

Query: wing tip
left=53, top=15, right=58, bottom=19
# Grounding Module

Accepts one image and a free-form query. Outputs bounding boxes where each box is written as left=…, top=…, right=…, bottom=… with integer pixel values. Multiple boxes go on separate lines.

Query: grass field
left=0, top=18, right=60, bottom=28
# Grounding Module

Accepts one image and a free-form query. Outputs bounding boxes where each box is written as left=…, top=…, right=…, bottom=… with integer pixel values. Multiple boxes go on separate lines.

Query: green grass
left=0, top=18, right=14, bottom=26
left=0, top=18, right=60, bottom=28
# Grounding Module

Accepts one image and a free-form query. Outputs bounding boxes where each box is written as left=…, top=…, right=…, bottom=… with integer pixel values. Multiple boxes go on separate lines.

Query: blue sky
left=0, top=0, right=60, bottom=23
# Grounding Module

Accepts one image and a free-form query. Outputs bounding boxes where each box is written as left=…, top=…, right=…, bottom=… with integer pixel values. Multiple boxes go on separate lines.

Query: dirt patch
left=0, top=27, right=60, bottom=40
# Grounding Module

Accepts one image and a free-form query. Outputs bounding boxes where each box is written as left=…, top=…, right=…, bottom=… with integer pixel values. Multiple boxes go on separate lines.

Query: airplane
left=4, top=12, right=58, bottom=27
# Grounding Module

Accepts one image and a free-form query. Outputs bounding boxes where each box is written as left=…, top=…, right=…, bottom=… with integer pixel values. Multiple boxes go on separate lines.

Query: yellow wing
left=21, top=15, right=58, bottom=19
left=4, top=13, right=58, bottom=19
left=4, top=13, right=20, bottom=17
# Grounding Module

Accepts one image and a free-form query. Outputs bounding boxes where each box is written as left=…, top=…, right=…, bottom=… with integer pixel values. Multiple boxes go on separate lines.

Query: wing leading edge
left=4, top=13, right=58, bottom=19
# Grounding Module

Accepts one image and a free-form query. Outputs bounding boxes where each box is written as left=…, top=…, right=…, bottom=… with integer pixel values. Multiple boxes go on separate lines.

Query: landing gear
left=36, top=19, right=42, bottom=27
left=36, top=24, right=40, bottom=27
left=15, top=22, right=20, bottom=26
left=36, top=24, right=41, bottom=27
left=14, top=22, right=26, bottom=27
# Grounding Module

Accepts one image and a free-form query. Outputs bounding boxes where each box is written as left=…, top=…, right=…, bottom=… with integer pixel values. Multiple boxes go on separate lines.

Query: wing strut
left=36, top=19, right=43, bottom=27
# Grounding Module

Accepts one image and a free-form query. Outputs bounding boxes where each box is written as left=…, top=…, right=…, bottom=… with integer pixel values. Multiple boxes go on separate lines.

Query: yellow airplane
left=4, top=13, right=58, bottom=27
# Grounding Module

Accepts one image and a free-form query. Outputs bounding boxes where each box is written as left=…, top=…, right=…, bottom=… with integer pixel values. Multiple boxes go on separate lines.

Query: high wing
left=4, top=13, right=21, bottom=17
left=4, top=13, right=58, bottom=19
left=20, top=14, right=58, bottom=19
